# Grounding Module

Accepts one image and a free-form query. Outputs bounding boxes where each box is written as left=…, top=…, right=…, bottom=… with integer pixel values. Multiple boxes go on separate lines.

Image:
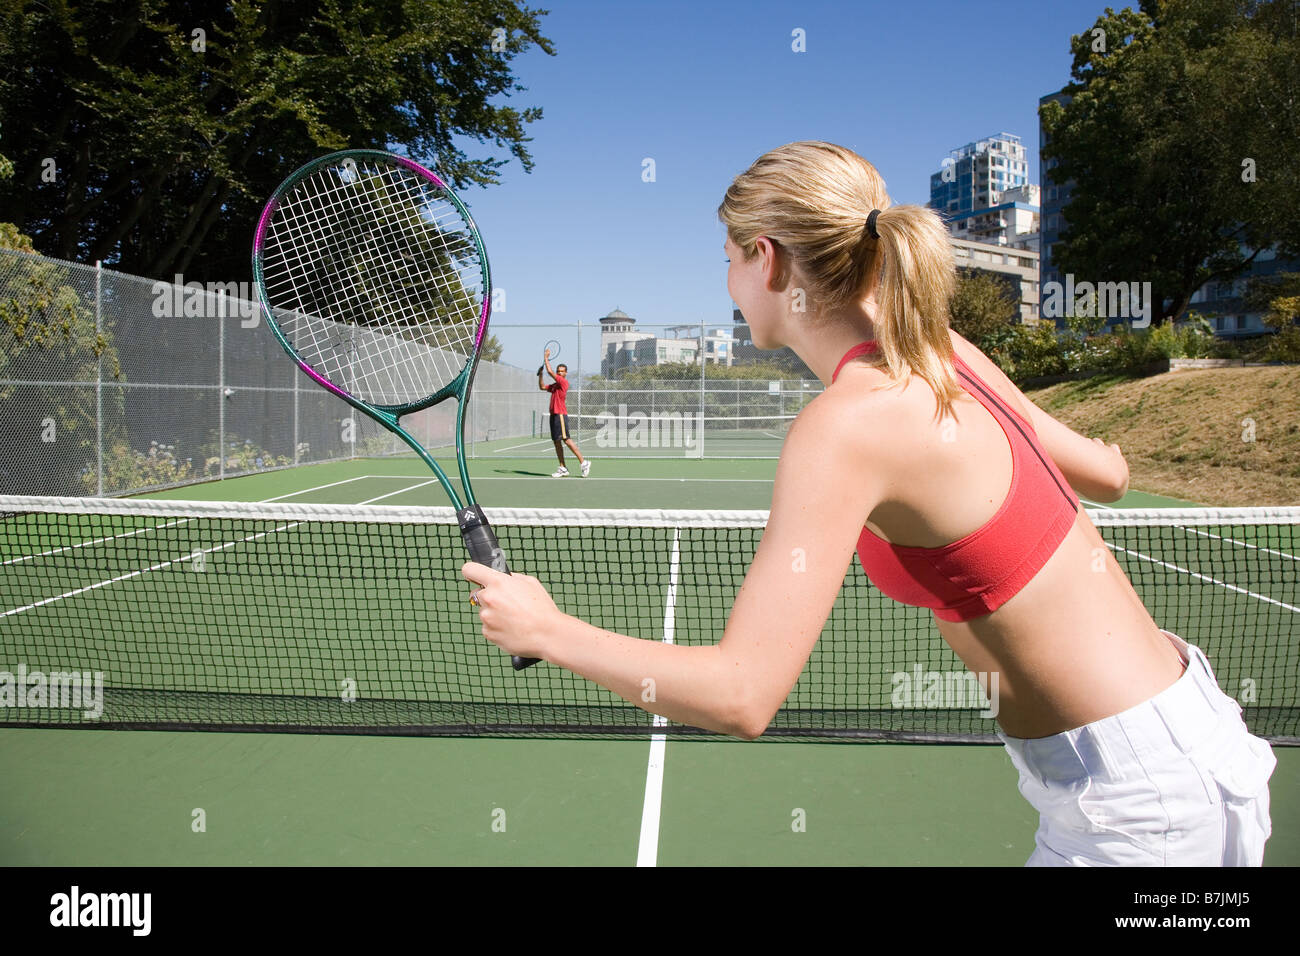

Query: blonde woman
left=463, top=142, right=1276, bottom=866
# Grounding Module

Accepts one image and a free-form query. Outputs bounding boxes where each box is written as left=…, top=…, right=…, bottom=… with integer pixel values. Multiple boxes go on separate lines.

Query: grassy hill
left=1027, top=366, right=1300, bottom=507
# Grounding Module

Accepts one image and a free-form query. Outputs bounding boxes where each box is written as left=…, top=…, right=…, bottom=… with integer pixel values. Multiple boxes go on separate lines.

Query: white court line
left=259, top=474, right=377, bottom=502
left=1, top=485, right=435, bottom=619
left=1085, top=497, right=1298, bottom=596
left=636, top=526, right=680, bottom=868
left=365, top=474, right=775, bottom=483
left=494, top=438, right=553, bottom=453
left=1107, top=543, right=1300, bottom=615
left=1174, top=525, right=1299, bottom=563
left=2, top=474, right=378, bottom=568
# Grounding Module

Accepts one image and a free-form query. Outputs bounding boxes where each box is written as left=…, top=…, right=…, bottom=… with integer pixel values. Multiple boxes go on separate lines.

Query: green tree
left=1246, top=271, right=1300, bottom=314
left=1040, top=0, right=1300, bottom=325
left=601, top=360, right=817, bottom=384
left=1248, top=271, right=1300, bottom=361
left=0, top=0, right=554, bottom=281
left=949, top=270, right=1020, bottom=345
left=0, top=249, right=124, bottom=495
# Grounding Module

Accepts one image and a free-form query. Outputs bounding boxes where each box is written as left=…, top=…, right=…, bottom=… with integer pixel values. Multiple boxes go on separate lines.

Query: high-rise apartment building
left=929, top=133, right=1031, bottom=221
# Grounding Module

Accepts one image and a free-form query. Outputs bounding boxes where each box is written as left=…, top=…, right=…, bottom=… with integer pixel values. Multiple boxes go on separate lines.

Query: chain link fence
left=0, top=250, right=536, bottom=497
left=484, top=321, right=823, bottom=458
left=1, top=251, right=823, bottom=496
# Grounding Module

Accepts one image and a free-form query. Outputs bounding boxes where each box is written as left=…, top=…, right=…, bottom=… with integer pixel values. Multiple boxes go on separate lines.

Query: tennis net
left=1, top=496, right=1296, bottom=742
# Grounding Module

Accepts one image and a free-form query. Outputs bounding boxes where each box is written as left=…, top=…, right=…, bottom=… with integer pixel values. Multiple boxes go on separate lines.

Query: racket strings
left=268, top=183, right=432, bottom=403
left=285, top=166, right=470, bottom=400
left=301, top=170, right=441, bottom=402
left=260, top=157, right=486, bottom=406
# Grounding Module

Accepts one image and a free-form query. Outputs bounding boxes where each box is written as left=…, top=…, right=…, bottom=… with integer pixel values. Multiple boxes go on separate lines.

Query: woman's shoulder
left=947, top=330, right=1036, bottom=423
left=776, top=379, right=894, bottom=508
left=787, top=369, right=908, bottom=461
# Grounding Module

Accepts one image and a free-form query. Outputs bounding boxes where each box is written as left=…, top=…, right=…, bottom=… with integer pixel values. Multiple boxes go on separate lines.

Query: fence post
left=576, top=319, right=583, bottom=437
left=95, top=260, right=103, bottom=496
left=218, top=312, right=225, bottom=480
left=293, top=364, right=300, bottom=466
left=696, top=317, right=707, bottom=460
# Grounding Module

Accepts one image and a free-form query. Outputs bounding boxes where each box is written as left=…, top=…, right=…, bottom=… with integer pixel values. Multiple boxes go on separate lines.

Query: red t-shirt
left=546, top=376, right=569, bottom=415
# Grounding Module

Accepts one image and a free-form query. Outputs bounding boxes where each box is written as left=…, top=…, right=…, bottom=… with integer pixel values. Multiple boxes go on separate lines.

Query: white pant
left=998, top=631, right=1276, bottom=866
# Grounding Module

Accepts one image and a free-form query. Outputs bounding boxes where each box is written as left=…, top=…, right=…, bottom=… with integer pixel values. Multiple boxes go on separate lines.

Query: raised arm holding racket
left=537, top=341, right=589, bottom=478
left=464, top=141, right=1275, bottom=866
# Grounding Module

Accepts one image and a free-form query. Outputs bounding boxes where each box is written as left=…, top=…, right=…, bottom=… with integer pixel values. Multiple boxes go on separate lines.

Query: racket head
left=543, top=339, right=561, bottom=361
left=252, top=150, right=492, bottom=415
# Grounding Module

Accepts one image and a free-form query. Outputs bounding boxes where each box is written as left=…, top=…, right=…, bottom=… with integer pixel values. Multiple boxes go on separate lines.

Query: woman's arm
left=949, top=331, right=1130, bottom=502
left=462, top=393, right=882, bottom=739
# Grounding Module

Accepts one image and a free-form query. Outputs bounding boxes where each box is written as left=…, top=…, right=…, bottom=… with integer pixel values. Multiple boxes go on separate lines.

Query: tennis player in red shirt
left=539, top=348, right=589, bottom=478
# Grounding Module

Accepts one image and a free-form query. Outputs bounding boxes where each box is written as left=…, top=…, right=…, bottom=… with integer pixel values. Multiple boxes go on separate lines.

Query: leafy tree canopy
left=1040, top=0, right=1300, bottom=324
left=0, top=0, right=554, bottom=281
left=949, top=269, right=1020, bottom=345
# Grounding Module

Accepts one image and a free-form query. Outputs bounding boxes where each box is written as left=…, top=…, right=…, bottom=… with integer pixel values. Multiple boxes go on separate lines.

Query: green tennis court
left=1, top=457, right=1297, bottom=865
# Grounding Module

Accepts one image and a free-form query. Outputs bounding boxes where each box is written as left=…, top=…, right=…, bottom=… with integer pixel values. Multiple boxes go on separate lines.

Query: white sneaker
left=581, top=460, right=591, bottom=478
left=551, top=465, right=569, bottom=478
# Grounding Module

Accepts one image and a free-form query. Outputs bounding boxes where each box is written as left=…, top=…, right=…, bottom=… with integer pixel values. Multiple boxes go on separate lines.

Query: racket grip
left=458, top=505, right=541, bottom=671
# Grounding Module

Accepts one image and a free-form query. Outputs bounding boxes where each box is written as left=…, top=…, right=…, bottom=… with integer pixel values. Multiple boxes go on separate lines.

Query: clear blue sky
left=456, top=0, right=1112, bottom=375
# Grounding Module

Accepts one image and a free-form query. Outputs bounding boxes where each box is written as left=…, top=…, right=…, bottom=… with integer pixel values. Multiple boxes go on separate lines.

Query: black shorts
left=549, top=413, right=569, bottom=441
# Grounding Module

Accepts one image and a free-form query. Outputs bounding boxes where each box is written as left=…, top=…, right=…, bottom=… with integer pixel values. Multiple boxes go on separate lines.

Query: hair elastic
left=865, top=209, right=881, bottom=240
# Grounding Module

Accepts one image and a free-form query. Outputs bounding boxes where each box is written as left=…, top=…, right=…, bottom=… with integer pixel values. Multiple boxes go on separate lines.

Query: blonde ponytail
left=718, top=142, right=961, bottom=418
left=870, top=205, right=960, bottom=418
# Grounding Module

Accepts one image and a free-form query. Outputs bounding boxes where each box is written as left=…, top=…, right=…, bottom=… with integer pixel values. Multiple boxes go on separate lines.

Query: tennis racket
left=539, top=339, right=560, bottom=375
left=252, top=149, right=540, bottom=670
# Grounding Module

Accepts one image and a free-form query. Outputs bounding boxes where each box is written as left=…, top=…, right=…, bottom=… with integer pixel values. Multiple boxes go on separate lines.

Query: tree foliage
left=1249, top=271, right=1300, bottom=359
left=949, top=270, right=1020, bottom=345
left=1040, top=0, right=1300, bottom=325
left=0, top=0, right=554, bottom=281
left=596, top=359, right=819, bottom=385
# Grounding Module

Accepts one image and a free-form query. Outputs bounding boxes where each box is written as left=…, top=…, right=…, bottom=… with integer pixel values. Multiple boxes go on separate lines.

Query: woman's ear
left=754, top=236, right=787, bottom=292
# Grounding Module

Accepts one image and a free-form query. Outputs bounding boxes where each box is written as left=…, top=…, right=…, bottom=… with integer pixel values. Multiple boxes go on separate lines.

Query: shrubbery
left=978, top=313, right=1287, bottom=386
left=84, top=435, right=292, bottom=494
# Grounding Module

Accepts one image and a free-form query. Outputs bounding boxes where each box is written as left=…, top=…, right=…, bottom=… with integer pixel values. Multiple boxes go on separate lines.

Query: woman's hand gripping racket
left=252, top=149, right=540, bottom=670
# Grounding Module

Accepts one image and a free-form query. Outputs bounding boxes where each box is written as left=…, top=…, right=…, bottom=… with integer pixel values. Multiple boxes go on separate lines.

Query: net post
left=95, top=260, right=103, bottom=497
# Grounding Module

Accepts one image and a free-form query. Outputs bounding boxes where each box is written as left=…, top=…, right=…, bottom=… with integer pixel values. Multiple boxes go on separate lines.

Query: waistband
left=997, top=631, right=1243, bottom=786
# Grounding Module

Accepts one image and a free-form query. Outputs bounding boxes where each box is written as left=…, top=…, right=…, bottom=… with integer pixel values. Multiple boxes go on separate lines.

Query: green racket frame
left=252, top=149, right=539, bottom=669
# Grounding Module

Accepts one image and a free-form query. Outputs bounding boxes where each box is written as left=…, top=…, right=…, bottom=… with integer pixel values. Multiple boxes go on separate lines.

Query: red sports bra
left=833, top=341, right=1079, bottom=622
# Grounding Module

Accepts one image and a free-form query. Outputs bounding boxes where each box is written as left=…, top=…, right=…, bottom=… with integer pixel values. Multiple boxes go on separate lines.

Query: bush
left=87, top=440, right=195, bottom=493
left=982, top=323, right=1067, bottom=381
left=203, top=436, right=292, bottom=477
left=981, top=314, right=1254, bottom=386
left=1257, top=327, right=1300, bottom=363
